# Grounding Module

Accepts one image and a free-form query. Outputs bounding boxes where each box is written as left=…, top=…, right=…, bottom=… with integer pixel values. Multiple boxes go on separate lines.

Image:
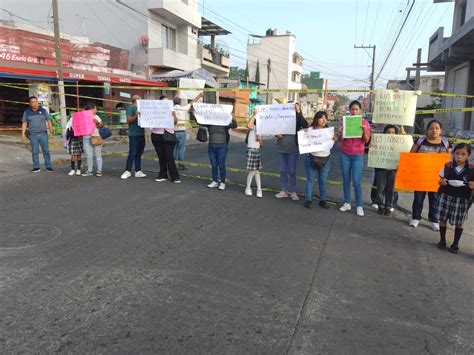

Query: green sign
left=343, top=115, right=362, bottom=138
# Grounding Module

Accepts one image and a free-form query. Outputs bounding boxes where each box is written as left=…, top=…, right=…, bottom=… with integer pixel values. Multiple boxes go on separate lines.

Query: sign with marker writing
left=193, top=103, right=233, bottom=126
left=137, top=100, right=174, bottom=128
left=368, top=134, right=413, bottom=169
left=373, top=89, right=418, bottom=126
left=298, top=127, right=335, bottom=154
left=255, top=103, right=296, bottom=135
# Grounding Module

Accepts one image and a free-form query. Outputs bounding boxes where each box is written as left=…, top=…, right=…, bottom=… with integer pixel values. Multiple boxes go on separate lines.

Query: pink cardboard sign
left=72, top=110, right=95, bottom=136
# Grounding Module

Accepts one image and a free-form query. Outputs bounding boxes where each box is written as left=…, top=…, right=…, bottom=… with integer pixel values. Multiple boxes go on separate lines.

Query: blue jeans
left=82, top=137, right=103, bottom=172
left=125, top=135, right=145, bottom=172
left=29, top=131, right=51, bottom=169
left=340, top=152, right=364, bottom=207
left=208, top=143, right=228, bottom=182
left=173, top=131, right=186, bottom=162
left=412, top=191, right=438, bottom=222
left=305, top=154, right=331, bottom=202
left=279, top=152, right=299, bottom=193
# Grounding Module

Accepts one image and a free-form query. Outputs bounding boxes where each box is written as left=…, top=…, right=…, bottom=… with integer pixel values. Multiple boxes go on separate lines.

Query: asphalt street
left=0, top=137, right=473, bottom=354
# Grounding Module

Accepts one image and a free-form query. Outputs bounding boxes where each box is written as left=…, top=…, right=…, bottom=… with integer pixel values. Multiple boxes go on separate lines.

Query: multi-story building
left=427, top=0, right=474, bottom=132
left=247, top=29, right=303, bottom=103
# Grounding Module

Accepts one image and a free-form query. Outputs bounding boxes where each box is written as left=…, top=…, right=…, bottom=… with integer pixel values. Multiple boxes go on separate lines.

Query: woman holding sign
left=338, top=100, right=371, bottom=216
left=275, top=102, right=308, bottom=200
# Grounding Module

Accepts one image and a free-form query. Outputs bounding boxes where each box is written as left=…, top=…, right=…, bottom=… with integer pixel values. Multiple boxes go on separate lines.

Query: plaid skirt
left=68, top=137, right=83, bottom=156
left=435, top=193, right=470, bottom=225
left=246, top=148, right=262, bottom=170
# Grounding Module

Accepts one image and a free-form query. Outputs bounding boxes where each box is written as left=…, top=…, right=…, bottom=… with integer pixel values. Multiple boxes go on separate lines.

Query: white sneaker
left=356, top=207, right=365, bottom=217
left=371, top=203, right=378, bottom=210
left=218, top=183, right=226, bottom=190
left=75, top=170, right=81, bottom=176
left=431, top=222, right=440, bottom=231
left=256, top=190, right=263, bottom=198
left=207, top=181, right=219, bottom=188
left=135, top=171, right=147, bottom=178
left=409, top=219, right=419, bottom=228
left=389, top=207, right=395, bottom=212
left=68, top=169, right=75, bottom=176
left=121, top=171, right=132, bottom=180
left=339, top=203, right=351, bottom=212
left=244, top=188, right=252, bottom=196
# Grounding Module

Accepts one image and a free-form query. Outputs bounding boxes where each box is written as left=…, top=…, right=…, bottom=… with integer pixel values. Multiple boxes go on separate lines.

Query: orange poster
left=395, top=153, right=451, bottom=192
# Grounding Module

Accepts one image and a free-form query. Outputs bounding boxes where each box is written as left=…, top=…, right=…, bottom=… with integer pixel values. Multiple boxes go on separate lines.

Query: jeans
left=340, top=152, right=364, bottom=207
left=29, top=131, right=51, bottom=169
left=374, top=168, right=396, bottom=210
left=412, top=191, right=438, bottom=222
left=82, top=137, right=103, bottom=172
left=173, top=131, right=187, bottom=162
left=208, top=143, right=228, bottom=182
left=125, top=135, right=145, bottom=172
left=151, top=133, right=179, bottom=181
left=279, top=152, right=299, bottom=193
left=305, top=154, right=331, bottom=202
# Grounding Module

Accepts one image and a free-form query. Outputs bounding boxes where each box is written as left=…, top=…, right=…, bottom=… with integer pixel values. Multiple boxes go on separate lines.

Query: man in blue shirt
left=21, top=96, right=54, bottom=172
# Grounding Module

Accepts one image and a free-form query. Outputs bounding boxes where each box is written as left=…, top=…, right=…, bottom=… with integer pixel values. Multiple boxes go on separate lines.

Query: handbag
left=309, top=154, right=330, bottom=168
left=163, top=131, right=178, bottom=144
left=92, top=135, right=103, bottom=146
left=196, top=126, right=208, bottom=142
left=99, top=127, right=112, bottom=139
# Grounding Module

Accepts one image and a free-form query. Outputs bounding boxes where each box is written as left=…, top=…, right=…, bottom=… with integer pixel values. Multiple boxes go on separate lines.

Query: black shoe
left=378, top=207, right=384, bottom=215
left=31, top=168, right=40, bottom=173
left=179, top=164, right=188, bottom=171
left=437, top=242, right=447, bottom=250
left=46, top=167, right=54, bottom=172
left=319, top=200, right=329, bottom=209
left=304, top=201, right=312, bottom=209
left=384, top=209, right=391, bottom=216
left=448, top=245, right=459, bottom=254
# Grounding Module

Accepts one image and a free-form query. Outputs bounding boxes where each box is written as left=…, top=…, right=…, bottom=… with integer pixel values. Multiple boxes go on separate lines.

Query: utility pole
left=414, top=48, right=423, bottom=90
left=52, top=0, right=67, bottom=129
left=354, top=44, right=376, bottom=112
left=266, top=58, right=271, bottom=104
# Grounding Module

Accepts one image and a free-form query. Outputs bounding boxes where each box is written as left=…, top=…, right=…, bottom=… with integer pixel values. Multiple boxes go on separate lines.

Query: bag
left=163, top=131, right=178, bottom=144
left=99, top=127, right=112, bottom=139
left=66, top=127, right=74, bottom=140
left=309, top=154, right=330, bottom=168
left=92, top=136, right=103, bottom=146
left=196, top=126, right=208, bottom=142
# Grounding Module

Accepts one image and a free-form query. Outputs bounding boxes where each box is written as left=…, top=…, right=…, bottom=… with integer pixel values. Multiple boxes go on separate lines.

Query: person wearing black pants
left=374, top=168, right=396, bottom=215
left=151, top=132, right=180, bottom=183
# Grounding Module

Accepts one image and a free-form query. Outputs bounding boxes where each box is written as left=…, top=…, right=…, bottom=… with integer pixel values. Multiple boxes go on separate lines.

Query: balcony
left=148, top=47, right=201, bottom=71
left=200, top=45, right=230, bottom=76
left=148, top=0, right=201, bottom=27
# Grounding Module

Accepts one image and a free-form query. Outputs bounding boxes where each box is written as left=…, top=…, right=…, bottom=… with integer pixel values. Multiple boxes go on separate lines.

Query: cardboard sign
left=395, top=153, right=451, bottom=192
left=255, top=103, right=296, bottom=135
left=343, top=115, right=362, bottom=138
left=137, top=100, right=174, bottom=128
left=178, top=78, right=205, bottom=100
left=368, top=134, right=413, bottom=169
left=373, top=89, right=418, bottom=126
left=298, top=127, right=335, bottom=154
left=193, top=103, right=233, bottom=126
left=72, top=110, right=95, bottom=136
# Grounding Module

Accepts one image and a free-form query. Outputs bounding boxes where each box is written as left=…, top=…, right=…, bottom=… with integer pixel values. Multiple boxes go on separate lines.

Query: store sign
left=0, top=51, right=41, bottom=64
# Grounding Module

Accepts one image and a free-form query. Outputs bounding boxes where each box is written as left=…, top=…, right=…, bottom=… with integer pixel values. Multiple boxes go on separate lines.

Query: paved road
left=1, top=137, right=473, bottom=354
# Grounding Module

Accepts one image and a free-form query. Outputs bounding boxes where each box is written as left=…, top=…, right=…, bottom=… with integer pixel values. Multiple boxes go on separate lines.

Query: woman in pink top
left=338, top=100, right=371, bottom=216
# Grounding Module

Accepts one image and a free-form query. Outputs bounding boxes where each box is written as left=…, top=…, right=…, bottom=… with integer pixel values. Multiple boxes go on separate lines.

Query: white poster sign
left=368, top=133, right=414, bottom=169
left=298, top=127, right=335, bottom=154
left=178, top=78, right=206, bottom=100
left=137, top=100, right=174, bottom=128
left=193, top=103, right=233, bottom=126
left=255, top=103, right=296, bottom=135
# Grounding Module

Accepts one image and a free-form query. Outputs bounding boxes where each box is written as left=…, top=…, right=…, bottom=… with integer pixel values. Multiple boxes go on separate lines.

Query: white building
left=247, top=29, right=303, bottom=102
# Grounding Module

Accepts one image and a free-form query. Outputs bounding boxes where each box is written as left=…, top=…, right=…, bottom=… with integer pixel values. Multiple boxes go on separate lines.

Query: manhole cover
left=0, top=224, right=62, bottom=249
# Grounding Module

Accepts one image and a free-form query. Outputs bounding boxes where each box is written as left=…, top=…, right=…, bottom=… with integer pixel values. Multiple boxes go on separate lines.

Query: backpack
left=415, top=136, right=449, bottom=152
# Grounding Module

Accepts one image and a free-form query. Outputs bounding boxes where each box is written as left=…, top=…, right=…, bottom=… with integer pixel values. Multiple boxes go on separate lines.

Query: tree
left=255, top=59, right=260, bottom=86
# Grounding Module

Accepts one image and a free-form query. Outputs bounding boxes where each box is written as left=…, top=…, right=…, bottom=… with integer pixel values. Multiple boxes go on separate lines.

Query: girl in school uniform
left=244, top=109, right=264, bottom=198
left=66, top=117, right=83, bottom=176
left=436, top=143, right=474, bottom=254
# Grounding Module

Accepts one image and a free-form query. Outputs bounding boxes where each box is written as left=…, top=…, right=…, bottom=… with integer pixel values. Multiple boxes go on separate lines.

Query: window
left=161, top=24, right=176, bottom=50
left=292, top=71, right=301, bottom=83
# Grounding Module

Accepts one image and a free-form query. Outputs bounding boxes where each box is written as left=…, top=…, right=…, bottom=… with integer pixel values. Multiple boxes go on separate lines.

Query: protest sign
left=193, top=103, right=233, bottom=126
left=368, top=134, right=413, bottom=169
left=72, top=110, right=95, bottom=136
left=343, top=115, right=362, bottom=138
left=137, top=100, right=174, bottom=128
left=373, top=89, right=418, bottom=126
left=178, top=78, right=205, bottom=100
left=255, top=103, right=296, bottom=135
left=395, top=153, right=450, bottom=192
left=298, top=127, right=335, bottom=154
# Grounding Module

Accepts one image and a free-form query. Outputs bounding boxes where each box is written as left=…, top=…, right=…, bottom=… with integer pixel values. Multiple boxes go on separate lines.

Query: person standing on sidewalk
left=21, top=96, right=54, bottom=172
left=244, top=109, right=263, bottom=198
left=81, top=103, right=104, bottom=177
left=121, top=95, right=147, bottom=180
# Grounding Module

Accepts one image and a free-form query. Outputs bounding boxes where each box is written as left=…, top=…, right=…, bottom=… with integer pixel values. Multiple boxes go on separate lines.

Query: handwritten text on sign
left=137, top=100, right=174, bottom=128
left=368, top=134, right=413, bottom=169
left=395, top=153, right=450, bottom=192
left=373, top=90, right=418, bottom=126
left=193, top=103, right=233, bottom=126
left=256, top=103, right=296, bottom=135
left=72, top=110, right=95, bottom=136
left=298, top=127, right=335, bottom=154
